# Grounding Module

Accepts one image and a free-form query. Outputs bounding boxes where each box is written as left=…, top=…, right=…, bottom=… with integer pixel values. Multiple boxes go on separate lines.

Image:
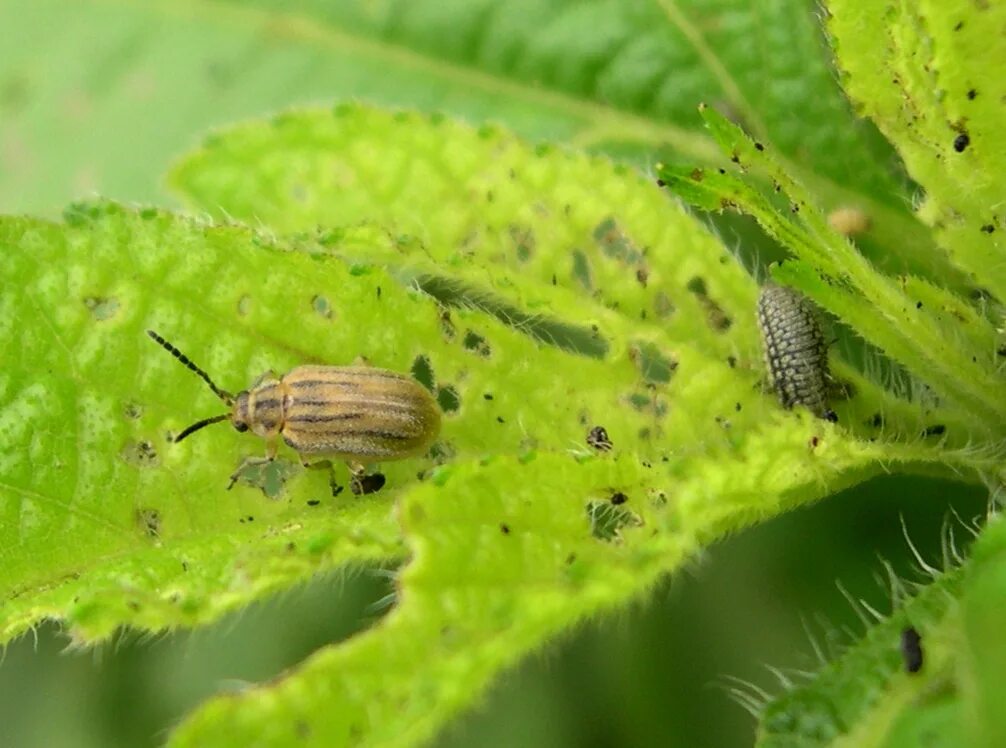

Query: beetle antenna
left=174, top=413, right=231, bottom=443
left=147, top=330, right=235, bottom=405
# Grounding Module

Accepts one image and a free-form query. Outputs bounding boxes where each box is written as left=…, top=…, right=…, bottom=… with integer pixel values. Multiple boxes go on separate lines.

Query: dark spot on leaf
left=628, top=393, right=651, bottom=410
left=438, top=307, right=456, bottom=339
left=610, top=491, right=628, bottom=505
left=686, top=276, right=707, bottom=295
left=981, top=224, right=995, bottom=233
left=306, top=499, right=321, bottom=507
left=653, top=291, right=675, bottom=319
left=592, top=218, right=642, bottom=264
left=123, top=402, right=144, bottom=420
left=967, top=88, right=977, bottom=100
left=135, top=508, right=160, bottom=538
left=483, top=392, right=494, bottom=401
left=500, top=523, right=511, bottom=535
left=953, top=133, right=970, bottom=152
left=923, top=424, right=946, bottom=437
left=754, top=142, right=765, bottom=151
left=120, top=440, right=159, bottom=468
left=462, top=330, right=491, bottom=357
left=572, top=250, right=592, bottom=290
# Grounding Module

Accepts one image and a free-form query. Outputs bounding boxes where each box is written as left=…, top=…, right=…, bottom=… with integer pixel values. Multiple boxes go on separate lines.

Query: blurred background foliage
left=0, top=1, right=980, bottom=746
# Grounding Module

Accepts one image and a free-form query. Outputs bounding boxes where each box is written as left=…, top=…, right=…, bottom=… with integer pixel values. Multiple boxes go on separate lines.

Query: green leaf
left=656, top=107, right=1006, bottom=441
left=756, top=552, right=967, bottom=747
left=1, top=0, right=940, bottom=288
left=756, top=513, right=1006, bottom=748
left=172, top=429, right=933, bottom=747
left=826, top=0, right=1006, bottom=301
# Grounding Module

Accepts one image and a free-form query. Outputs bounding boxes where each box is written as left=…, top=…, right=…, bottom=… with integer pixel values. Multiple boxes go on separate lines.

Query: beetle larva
left=146, top=330, right=441, bottom=491
left=756, top=285, right=836, bottom=421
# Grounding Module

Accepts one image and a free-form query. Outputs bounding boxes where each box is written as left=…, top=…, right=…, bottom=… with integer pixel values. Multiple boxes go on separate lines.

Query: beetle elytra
left=146, top=330, right=441, bottom=492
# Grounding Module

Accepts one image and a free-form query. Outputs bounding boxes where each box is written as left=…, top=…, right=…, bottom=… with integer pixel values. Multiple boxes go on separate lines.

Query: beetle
left=756, top=284, right=837, bottom=422
left=146, top=330, right=441, bottom=492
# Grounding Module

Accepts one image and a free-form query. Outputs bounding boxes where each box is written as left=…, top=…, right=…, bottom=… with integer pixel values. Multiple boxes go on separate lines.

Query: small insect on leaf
left=146, top=330, right=442, bottom=491
left=900, top=626, right=923, bottom=674
left=756, top=285, right=836, bottom=421
left=586, top=425, right=613, bottom=451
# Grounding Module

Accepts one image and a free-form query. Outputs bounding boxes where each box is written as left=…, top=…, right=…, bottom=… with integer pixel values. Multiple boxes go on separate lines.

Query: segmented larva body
left=757, top=285, right=835, bottom=421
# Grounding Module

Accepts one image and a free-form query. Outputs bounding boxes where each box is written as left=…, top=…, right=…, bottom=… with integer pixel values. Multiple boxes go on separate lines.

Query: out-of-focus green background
left=0, top=2, right=981, bottom=746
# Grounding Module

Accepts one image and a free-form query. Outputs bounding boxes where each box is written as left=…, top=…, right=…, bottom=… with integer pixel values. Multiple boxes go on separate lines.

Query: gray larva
left=757, top=285, right=836, bottom=422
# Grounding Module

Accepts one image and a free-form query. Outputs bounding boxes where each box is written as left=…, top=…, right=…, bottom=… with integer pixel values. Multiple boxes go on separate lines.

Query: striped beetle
left=756, top=285, right=837, bottom=422
left=146, top=330, right=441, bottom=492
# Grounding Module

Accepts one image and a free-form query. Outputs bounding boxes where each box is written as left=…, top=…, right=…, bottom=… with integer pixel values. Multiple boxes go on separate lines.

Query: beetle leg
left=348, top=461, right=366, bottom=496
left=227, top=456, right=273, bottom=490
left=300, top=458, right=342, bottom=497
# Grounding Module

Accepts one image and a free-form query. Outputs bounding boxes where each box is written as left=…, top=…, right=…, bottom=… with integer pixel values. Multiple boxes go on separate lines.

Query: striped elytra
left=756, top=285, right=835, bottom=421
left=234, top=365, right=441, bottom=461
left=146, top=331, right=441, bottom=487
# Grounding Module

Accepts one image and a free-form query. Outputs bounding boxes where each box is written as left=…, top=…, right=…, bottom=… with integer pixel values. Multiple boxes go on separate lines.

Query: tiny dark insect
left=900, top=626, right=923, bottom=674
left=757, top=285, right=836, bottom=421
left=586, top=425, right=614, bottom=451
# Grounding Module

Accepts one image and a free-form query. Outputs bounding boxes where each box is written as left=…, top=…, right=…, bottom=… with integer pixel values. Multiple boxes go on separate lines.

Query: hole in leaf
left=571, top=250, right=592, bottom=290
left=437, top=385, right=461, bottom=413
left=411, top=355, right=435, bottom=391
left=630, top=342, right=678, bottom=383
left=462, top=330, right=491, bottom=357
left=83, top=296, right=119, bottom=321
left=232, top=458, right=297, bottom=498
left=135, top=508, right=161, bottom=538
left=416, top=275, right=608, bottom=358
left=586, top=499, right=641, bottom=541
left=352, top=472, right=386, bottom=496
left=120, top=439, right=159, bottom=468
left=312, top=294, right=334, bottom=319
